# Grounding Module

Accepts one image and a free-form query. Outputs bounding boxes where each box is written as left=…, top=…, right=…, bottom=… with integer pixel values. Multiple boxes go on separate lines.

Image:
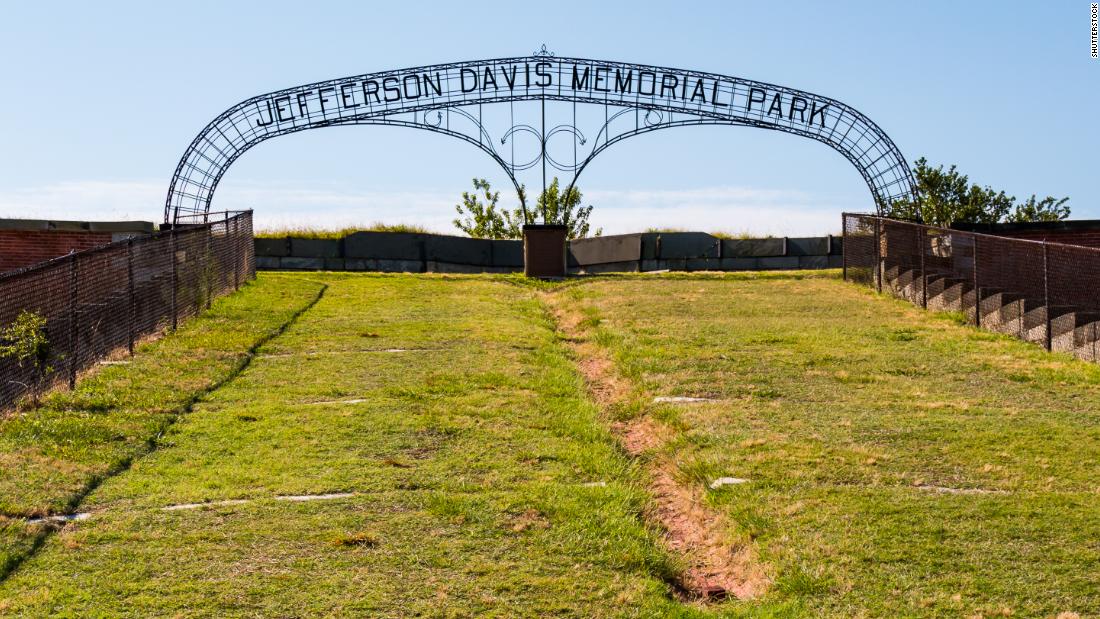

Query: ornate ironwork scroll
left=165, top=51, right=916, bottom=224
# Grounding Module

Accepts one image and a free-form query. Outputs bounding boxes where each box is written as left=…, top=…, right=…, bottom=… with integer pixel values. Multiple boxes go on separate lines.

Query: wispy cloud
left=0, top=181, right=165, bottom=223
left=584, top=187, right=848, bottom=236
left=0, top=180, right=852, bottom=236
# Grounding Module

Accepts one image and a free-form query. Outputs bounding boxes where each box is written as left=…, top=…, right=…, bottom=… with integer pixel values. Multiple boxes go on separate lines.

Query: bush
left=0, top=310, right=54, bottom=406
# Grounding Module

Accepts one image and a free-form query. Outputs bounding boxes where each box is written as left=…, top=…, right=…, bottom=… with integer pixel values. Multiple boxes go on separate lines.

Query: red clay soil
left=612, top=417, right=673, bottom=457
left=647, top=459, right=765, bottom=599
left=543, top=292, right=768, bottom=600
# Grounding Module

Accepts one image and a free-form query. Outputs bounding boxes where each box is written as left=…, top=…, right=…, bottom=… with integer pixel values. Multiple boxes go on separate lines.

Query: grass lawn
left=0, top=273, right=679, bottom=617
left=0, top=274, right=326, bottom=578
left=561, top=272, right=1100, bottom=617
left=1, top=270, right=1098, bottom=617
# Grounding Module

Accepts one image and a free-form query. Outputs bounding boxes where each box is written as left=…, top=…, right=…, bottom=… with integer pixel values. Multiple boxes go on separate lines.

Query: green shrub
left=254, top=223, right=432, bottom=239
left=0, top=310, right=54, bottom=406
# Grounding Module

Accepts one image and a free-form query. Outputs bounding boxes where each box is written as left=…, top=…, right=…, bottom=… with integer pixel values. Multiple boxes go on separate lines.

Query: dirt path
left=541, top=290, right=768, bottom=601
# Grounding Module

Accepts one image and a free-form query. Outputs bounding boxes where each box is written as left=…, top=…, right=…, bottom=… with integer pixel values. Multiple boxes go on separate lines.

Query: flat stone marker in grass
left=709, top=477, right=749, bottom=489
left=162, top=494, right=357, bottom=512
left=162, top=499, right=249, bottom=512
left=915, top=484, right=1008, bottom=495
left=26, top=513, right=90, bottom=525
left=653, top=396, right=717, bottom=403
left=274, top=493, right=356, bottom=502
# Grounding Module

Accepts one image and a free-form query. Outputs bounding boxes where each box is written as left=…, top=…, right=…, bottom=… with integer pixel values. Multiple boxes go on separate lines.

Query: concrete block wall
left=255, top=232, right=525, bottom=273
left=572, top=233, right=841, bottom=274
left=255, top=230, right=843, bottom=273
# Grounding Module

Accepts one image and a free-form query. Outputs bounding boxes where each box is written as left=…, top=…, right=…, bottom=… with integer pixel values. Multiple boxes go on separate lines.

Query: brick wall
left=952, top=220, right=1100, bottom=249
left=984, top=229, right=1100, bottom=248
left=0, top=230, right=113, bottom=272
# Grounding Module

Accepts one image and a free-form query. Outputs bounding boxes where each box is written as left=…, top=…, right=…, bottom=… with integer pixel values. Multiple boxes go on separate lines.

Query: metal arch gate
left=165, top=48, right=916, bottom=225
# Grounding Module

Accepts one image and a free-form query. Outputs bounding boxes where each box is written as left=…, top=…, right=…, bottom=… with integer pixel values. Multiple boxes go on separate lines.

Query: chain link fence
left=843, top=213, right=1100, bottom=362
left=0, top=211, right=254, bottom=412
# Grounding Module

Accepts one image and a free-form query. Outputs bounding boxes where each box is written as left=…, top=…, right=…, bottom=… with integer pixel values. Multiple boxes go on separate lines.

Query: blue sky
left=0, top=1, right=1096, bottom=235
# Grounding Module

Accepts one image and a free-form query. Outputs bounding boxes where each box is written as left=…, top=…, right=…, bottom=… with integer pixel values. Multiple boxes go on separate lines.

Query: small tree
left=535, top=178, right=601, bottom=240
left=886, top=157, right=1069, bottom=227
left=0, top=310, right=53, bottom=407
left=1007, top=195, right=1071, bottom=223
left=453, top=178, right=526, bottom=240
left=453, top=177, right=601, bottom=240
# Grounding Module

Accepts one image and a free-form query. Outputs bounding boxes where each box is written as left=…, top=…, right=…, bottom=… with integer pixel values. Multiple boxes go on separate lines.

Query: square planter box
left=523, top=225, right=567, bottom=278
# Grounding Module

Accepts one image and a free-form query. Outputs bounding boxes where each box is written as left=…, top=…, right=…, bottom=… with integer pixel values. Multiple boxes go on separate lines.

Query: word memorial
left=252, top=60, right=833, bottom=130
left=166, top=52, right=916, bottom=226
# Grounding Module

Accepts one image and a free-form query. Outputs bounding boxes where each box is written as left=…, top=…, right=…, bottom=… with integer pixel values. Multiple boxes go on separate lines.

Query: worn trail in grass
left=6, top=270, right=1100, bottom=617
left=0, top=274, right=683, bottom=617
left=0, top=274, right=326, bottom=581
left=562, top=271, right=1100, bottom=617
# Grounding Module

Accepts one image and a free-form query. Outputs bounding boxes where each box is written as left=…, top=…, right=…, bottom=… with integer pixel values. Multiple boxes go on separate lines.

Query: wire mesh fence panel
left=174, top=228, right=207, bottom=324
left=879, top=219, right=925, bottom=305
left=973, top=232, right=1047, bottom=342
left=0, top=211, right=254, bottom=412
left=69, top=244, right=131, bottom=387
left=844, top=213, right=1100, bottom=364
left=1045, top=242, right=1100, bottom=361
left=842, top=213, right=877, bottom=285
left=0, top=259, right=74, bottom=408
left=131, top=233, right=175, bottom=339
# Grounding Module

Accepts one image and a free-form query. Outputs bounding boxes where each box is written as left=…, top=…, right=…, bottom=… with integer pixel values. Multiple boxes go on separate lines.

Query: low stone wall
left=255, top=231, right=842, bottom=273
left=568, top=233, right=842, bottom=273
left=255, top=232, right=522, bottom=273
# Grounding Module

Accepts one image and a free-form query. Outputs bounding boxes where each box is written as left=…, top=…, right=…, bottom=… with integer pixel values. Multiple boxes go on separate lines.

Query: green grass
left=0, top=274, right=682, bottom=617
left=642, top=228, right=778, bottom=239
left=0, top=274, right=325, bottom=578
left=3, top=270, right=1099, bottom=617
left=258, top=226, right=783, bottom=240
left=563, top=271, right=1100, bottom=617
left=254, top=223, right=434, bottom=239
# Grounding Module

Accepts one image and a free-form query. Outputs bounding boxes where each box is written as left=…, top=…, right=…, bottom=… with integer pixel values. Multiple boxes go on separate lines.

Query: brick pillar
left=523, top=225, right=567, bottom=278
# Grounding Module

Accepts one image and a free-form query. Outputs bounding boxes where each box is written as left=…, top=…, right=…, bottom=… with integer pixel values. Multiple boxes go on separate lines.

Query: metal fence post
left=873, top=218, right=882, bottom=293
left=972, top=234, right=981, bottom=328
left=170, top=228, right=178, bottom=331
left=204, top=222, right=213, bottom=310
left=841, top=213, right=848, bottom=281
left=919, top=226, right=927, bottom=308
left=1042, top=242, right=1051, bottom=351
left=67, top=254, right=79, bottom=390
left=127, top=238, right=135, bottom=355
left=226, top=211, right=238, bottom=292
